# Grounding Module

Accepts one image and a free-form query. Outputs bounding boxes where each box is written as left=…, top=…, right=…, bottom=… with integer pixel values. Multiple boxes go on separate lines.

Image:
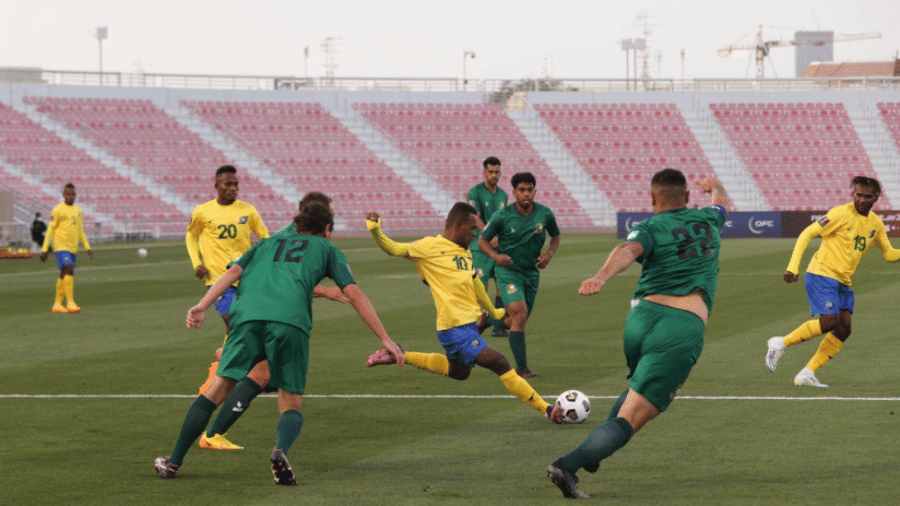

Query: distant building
left=803, top=60, right=900, bottom=78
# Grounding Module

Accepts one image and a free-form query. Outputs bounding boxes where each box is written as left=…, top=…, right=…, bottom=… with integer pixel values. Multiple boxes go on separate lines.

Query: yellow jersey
left=185, top=199, right=269, bottom=286
left=42, top=202, right=90, bottom=253
left=405, top=235, right=482, bottom=331
left=787, top=203, right=900, bottom=285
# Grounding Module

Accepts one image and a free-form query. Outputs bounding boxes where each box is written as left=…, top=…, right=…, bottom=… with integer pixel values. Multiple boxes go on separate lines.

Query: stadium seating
left=0, top=101, right=184, bottom=231
left=354, top=102, right=593, bottom=227
left=182, top=100, right=442, bottom=230
left=711, top=102, right=889, bottom=210
left=534, top=103, right=714, bottom=212
left=24, top=96, right=296, bottom=228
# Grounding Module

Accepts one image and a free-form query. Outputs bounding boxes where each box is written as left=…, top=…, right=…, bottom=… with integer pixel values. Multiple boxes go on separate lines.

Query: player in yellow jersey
left=766, top=176, right=900, bottom=387
left=40, top=183, right=93, bottom=314
left=364, top=203, right=565, bottom=424
left=185, top=165, right=268, bottom=448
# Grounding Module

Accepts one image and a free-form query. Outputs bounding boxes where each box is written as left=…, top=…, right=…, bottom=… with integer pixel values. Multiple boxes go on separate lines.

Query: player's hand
left=40, top=252, right=48, bottom=262
left=579, top=276, right=605, bottom=296
left=783, top=271, right=798, bottom=283
left=490, top=237, right=499, bottom=249
left=195, top=265, right=209, bottom=280
left=536, top=251, right=554, bottom=269
left=385, top=341, right=405, bottom=370
left=87, top=250, right=93, bottom=261
left=548, top=405, right=565, bottom=424
left=186, top=305, right=208, bottom=329
left=694, top=177, right=720, bottom=193
left=495, top=254, right=513, bottom=268
left=365, top=211, right=381, bottom=229
left=320, top=286, right=350, bottom=304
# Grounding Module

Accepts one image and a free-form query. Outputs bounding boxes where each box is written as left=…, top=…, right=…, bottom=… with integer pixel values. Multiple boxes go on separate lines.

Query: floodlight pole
left=463, top=50, right=476, bottom=90
left=95, top=26, right=108, bottom=84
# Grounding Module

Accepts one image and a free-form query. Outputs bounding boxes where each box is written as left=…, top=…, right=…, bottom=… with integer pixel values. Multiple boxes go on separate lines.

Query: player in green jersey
left=154, top=202, right=404, bottom=485
left=467, top=156, right=509, bottom=337
left=478, top=172, right=560, bottom=377
left=546, top=169, right=728, bottom=499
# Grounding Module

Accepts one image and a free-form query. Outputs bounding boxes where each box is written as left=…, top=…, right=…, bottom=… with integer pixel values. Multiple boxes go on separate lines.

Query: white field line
left=1, top=394, right=898, bottom=401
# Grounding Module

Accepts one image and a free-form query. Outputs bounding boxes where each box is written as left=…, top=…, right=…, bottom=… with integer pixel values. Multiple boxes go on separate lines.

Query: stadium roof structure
left=803, top=59, right=900, bottom=78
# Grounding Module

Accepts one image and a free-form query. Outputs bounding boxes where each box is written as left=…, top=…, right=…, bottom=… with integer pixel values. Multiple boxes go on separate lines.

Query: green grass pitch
left=1, top=234, right=898, bottom=505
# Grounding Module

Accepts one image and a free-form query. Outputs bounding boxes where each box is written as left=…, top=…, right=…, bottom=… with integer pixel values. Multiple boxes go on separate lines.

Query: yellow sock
left=405, top=352, right=450, bottom=376
left=806, top=334, right=844, bottom=371
left=62, top=275, right=75, bottom=305
left=784, top=319, right=822, bottom=347
left=499, top=369, right=550, bottom=415
left=54, top=278, right=64, bottom=306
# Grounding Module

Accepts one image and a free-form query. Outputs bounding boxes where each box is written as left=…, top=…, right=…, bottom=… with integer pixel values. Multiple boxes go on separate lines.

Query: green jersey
left=467, top=183, right=508, bottom=253
left=626, top=206, right=726, bottom=312
left=229, top=231, right=355, bottom=333
left=481, top=202, right=560, bottom=275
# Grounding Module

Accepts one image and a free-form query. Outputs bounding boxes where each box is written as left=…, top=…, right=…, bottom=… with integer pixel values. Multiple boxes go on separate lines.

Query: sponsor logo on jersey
left=239, top=216, right=248, bottom=224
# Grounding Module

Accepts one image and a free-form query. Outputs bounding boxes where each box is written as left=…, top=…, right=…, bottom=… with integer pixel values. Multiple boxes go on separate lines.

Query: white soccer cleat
left=794, top=367, right=828, bottom=388
left=765, top=336, right=786, bottom=372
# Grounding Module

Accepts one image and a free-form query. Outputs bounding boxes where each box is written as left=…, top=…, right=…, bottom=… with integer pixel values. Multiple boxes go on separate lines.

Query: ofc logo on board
left=625, top=216, right=648, bottom=232
left=748, top=217, right=776, bottom=235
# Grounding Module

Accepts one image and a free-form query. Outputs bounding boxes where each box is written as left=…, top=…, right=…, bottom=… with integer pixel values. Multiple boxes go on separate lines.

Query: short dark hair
left=445, top=202, right=477, bottom=229
left=510, top=172, right=536, bottom=189
left=215, top=165, right=237, bottom=178
left=298, top=191, right=332, bottom=211
left=293, top=201, right=334, bottom=235
left=483, top=156, right=501, bottom=169
left=651, top=168, right=688, bottom=201
left=64, top=182, right=75, bottom=190
left=850, top=176, right=881, bottom=197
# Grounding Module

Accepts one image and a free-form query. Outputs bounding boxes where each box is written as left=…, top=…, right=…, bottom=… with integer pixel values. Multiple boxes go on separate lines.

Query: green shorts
left=472, top=249, right=497, bottom=285
left=623, top=301, right=705, bottom=412
left=496, top=269, right=540, bottom=315
left=218, top=320, right=310, bottom=394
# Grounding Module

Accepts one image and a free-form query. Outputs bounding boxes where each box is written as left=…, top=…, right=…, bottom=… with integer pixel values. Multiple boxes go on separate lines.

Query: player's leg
left=794, top=276, right=847, bottom=387
left=54, top=252, right=79, bottom=313
left=498, top=272, right=531, bottom=375
left=270, top=390, right=302, bottom=486
left=768, top=273, right=837, bottom=372
left=199, top=287, right=237, bottom=394
left=52, top=267, right=66, bottom=313
left=201, top=360, right=270, bottom=450
left=265, top=322, right=309, bottom=486
left=473, top=345, right=560, bottom=419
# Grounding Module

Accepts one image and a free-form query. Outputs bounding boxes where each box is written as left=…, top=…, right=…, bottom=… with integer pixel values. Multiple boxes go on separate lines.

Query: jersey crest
left=239, top=216, right=248, bottom=224
left=534, top=223, right=544, bottom=234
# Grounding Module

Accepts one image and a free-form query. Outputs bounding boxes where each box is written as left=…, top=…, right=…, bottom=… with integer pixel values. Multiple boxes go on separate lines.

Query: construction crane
left=717, top=26, right=881, bottom=78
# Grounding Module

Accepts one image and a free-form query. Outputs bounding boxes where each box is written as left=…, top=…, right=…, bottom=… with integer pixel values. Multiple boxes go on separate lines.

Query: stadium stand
left=182, top=100, right=443, bottom=230
left=710, top=102, right=890, bottom=210
left=24, top=96, right=299, bottom=229
left=353, top=102, right=594, bottom=227
left=533, top=103, right=715, bottom=212
left=0, top=101, right=184, bottom=233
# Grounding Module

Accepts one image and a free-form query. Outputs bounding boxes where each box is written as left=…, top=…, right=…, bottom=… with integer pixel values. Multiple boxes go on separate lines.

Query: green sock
left=508, top=331, right=527, bottom=370
left=493, top=297, right=506, bottom=332
left=275, top=409, right=304, bottom=454
left=605, top=390, right=629, bottom=423
left=170, top=395, right=217, bottom=466
left=206, top=377, right=264, bottom=437
left=560, top=417, right=634, bottom=472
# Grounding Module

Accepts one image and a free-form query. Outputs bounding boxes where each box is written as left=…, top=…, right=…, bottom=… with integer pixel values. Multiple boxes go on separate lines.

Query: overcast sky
left=2, top=0, right=897, bottom=82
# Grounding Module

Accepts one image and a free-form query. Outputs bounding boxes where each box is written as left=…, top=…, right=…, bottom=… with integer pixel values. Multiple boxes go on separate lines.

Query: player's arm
left=873, top=229, right=900, bottom=263
left=251, top=210, right=270, bottom=239
left=77, top=213, right=93, bottom=260
left=473, top=275, right=505, bottom=320
left=784, top=223, right=821, bottom=282
left=478, top=221, right=512, bottom=267
left=365, top=212, right=411, bottom=258
left=313, top=285, right=349, bottom=303
left=187, top=264, right=244, bottom=328
left=40, top=214, right=57, bottom=261
left=342, top=283, right=404, bottom=369
left=695, top=177, right=729, bottom=209
left=537, top=234, right=560, bottom=269
left=579, top=241, right=644, bottom=296
left=185, top=213, right=208, bottom=279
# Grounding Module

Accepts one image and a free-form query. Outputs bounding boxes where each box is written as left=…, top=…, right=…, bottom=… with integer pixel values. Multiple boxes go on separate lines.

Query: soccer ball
left=137, top=247, right=148, bottom=258
left=555, top=390, right=591, bottom=424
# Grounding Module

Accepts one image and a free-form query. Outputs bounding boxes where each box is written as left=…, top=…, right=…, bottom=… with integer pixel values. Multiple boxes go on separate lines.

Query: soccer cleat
left=765, top=336, right=786, bottom=372
left=51, top=304, right=67, bottom=314
left=547, top=458, right=589, bottom=499
left=583, top=461, right=600, bottom=474
left=198, top=360, right=220, bottom=395
left=794, top=368, right=828, bottom=388
left=517, top=368, right=538, bottom=378
left=199, top=433, right=244, bottom=450
left=154, top=456, right=180, bottom=479
left=270, top=448, right=297, bottom=486
left=64, top=302, right=81, bottom=314
left=490, top=328, right=510, bottom=338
